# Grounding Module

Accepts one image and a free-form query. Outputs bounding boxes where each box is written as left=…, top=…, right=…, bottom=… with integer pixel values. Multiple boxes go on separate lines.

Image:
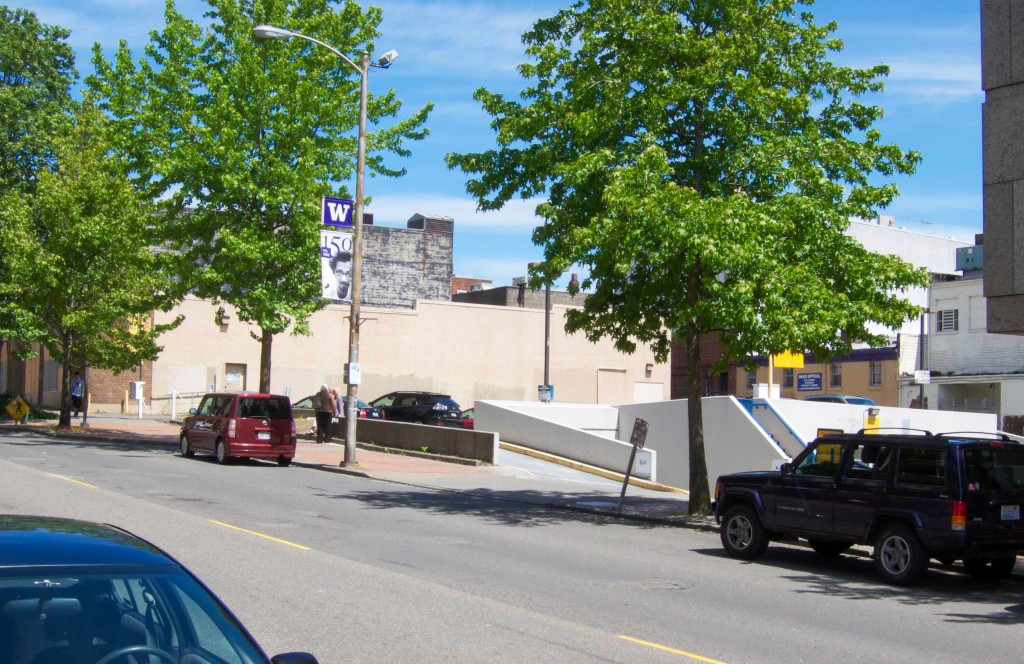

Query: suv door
left=774, top=440, right=842, bottom=534
left=833, top=442, right=894, bottom=538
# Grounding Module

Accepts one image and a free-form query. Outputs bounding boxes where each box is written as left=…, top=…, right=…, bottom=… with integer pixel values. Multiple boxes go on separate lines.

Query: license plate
left=1001, top=504, right=1020, bottom=521
left=257, top=431, right=270, bottom=440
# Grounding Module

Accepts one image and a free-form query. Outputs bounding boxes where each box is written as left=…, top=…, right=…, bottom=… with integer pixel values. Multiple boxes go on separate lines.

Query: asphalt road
left=1, top=430, right=1022, bottom=664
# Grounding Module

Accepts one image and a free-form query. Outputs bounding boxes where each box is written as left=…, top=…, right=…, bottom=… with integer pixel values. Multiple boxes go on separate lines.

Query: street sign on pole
left=619, top=418, right=649, bottom=510
left=4, top=396, right=29, bottom=424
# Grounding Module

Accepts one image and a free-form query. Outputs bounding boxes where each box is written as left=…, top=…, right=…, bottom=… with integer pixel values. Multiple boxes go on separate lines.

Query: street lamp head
left=252, top=25, right=293, bottom=41
left=376, top=49, right=399, bottom=68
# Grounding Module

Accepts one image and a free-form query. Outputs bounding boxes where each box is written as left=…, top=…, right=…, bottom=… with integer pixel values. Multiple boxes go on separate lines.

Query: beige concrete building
left=141, top=295, right=668, bottom=415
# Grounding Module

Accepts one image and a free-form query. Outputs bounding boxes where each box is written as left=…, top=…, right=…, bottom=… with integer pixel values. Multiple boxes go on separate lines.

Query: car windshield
left=843, top=397, right=877, bottom=406
left=0, top=567, right=268, bottom=664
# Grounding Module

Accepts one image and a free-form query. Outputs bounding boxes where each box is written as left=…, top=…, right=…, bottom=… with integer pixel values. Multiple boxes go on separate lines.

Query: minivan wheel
left=963, top=556, right=1017, bottom=581
left=875, top=524, right=928, bottom=585
left=277, top=455, right=292, bottom=467
left=720, top=504, right=769, bottom=560
left=215, top=440, right=229, bottom=465
left=179, top=434, right=194, bottom=458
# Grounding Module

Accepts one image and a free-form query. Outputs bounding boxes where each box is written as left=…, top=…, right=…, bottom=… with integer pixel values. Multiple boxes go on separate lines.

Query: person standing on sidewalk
left=70, top=372, right=85, bottom=418
left=314, top=384, right=336, bottom=444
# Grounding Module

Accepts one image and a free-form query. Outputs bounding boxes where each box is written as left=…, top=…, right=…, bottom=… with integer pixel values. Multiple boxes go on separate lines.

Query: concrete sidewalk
left=10, top=413, right=716, bottom=531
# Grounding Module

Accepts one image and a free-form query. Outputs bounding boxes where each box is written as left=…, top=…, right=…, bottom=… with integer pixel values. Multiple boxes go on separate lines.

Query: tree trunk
left=259, top=328, right=272, bottom=393
left=58, top=354, right=73, bottom=428
left=685, top=270, right=712, bottom=514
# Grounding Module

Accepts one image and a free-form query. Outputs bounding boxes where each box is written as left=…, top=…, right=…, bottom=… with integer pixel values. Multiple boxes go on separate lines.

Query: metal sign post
left=618, top=417, right=649, bottom=510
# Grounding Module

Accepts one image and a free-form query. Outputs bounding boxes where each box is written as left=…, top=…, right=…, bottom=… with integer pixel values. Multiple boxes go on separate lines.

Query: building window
left=704, top=372, right=713, bottom=396
left=783, top=368, right=794, bottom=388
left=719, top=372, right=729, bottom=393
left=936, top=309, right=959, bottom=332
left=746, top=370, right=756, bottom=389
left=869, top=361, right=882, bottom=386
left=830, top=363, right=842, bottom=387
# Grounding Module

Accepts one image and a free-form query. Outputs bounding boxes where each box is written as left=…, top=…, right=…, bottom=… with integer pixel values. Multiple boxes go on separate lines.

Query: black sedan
left=0, top=515, right=318, bottom=664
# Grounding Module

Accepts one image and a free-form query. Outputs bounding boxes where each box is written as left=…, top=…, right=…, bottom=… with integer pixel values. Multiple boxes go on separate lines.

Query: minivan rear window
left=237, top=397, right=291, bottom=420
left=964, top=447, right=1024, bottom=492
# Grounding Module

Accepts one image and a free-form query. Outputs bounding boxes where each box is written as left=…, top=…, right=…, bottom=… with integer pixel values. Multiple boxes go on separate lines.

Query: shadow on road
left=692, top=544, right=1024, bottom=623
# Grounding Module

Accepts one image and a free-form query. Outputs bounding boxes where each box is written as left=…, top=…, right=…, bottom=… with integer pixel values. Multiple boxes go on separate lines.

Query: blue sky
left=19, top=0, right=983, bottom=289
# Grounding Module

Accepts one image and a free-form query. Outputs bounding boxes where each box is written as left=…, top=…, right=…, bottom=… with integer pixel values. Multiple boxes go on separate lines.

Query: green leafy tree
left=0, top=101, right=182, bottom=427
left=87, top=0, right=432, bottom=392
left=446, top=0, right=928, bottom=513
left=0, top=6, right=77, bottom=359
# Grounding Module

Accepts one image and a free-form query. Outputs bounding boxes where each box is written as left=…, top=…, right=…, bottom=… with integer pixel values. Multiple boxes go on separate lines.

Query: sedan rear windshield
left=964, top=446, right=1024, bottom=491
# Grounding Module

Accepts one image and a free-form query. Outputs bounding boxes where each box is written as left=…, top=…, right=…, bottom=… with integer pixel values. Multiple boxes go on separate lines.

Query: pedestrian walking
left=314, top=384, right=337, bottom=443
left=331, top=387, right=344, bottom=422
left=70, top=371, right=85, bottom=418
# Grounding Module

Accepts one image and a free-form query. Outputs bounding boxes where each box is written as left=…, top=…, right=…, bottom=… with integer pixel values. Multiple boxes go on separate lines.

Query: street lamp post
left=253, top=25, right=396, bottom=467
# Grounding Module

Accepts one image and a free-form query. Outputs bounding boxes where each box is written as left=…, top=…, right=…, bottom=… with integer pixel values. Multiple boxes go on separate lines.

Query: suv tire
left=875, top=524, right=928, bottom=585
left=963, top=556, right=1017, bottom=581
left=720, top=504, right=769, bottom=559
left=179, top=434, right=195, bottom=458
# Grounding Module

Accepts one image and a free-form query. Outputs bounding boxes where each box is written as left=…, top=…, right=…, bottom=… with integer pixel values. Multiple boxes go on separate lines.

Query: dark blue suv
left=714, top=430, right=1024, bottom=585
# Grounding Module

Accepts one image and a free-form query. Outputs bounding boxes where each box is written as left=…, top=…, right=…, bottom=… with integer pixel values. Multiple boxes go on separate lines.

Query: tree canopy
left=446, top=0, right=928, bottom=512
left=87, top=0, right=432, bottom=391
left=0, top=6, right=79, bottom=351
left=0, top=5, right=77, bottom=195
left=0, top=102, right=182, bottom=426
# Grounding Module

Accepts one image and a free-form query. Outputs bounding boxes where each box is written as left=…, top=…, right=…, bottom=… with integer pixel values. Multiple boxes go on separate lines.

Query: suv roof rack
left=855, top=427, right=934, bottom=437
left=935, top=431, right=1014, bottom=442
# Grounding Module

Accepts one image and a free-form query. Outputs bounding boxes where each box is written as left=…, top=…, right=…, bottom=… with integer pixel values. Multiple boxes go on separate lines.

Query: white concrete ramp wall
left=475, top=401, right=655, bottom=480
left=475, top=397, right=1001, bottom=493
left=769, top=400, right=997, bottom=440
left=617, top=397, right=788, bottom=490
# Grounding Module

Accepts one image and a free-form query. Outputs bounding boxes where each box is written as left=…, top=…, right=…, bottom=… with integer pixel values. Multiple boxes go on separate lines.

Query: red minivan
left=180, top=393, right=296, bottom=466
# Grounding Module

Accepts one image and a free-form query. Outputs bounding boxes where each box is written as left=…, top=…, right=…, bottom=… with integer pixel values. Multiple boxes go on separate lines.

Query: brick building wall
left=361, top=226, right=454, bottom=308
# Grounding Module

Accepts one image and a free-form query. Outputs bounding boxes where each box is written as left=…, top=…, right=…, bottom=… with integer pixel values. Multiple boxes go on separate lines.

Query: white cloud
left=366, top=194, right=545, bottom=230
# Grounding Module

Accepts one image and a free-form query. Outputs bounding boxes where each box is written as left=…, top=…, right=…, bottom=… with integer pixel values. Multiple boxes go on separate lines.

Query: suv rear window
left=964, top=447, right=1024, bottom=492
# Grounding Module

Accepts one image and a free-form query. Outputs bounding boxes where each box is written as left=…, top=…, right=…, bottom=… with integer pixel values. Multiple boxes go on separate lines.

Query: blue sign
left=798, top=373, right=822, bottom=391
left=321, top=196, right=354, bottom=227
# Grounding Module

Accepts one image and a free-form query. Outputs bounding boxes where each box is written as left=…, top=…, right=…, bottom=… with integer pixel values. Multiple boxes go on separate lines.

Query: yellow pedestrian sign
left=5, top=396, right=30, bottom=423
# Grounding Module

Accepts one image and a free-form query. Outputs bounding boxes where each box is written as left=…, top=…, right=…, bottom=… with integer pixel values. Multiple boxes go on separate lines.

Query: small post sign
left=4, top=396, right=29, bottom=423
left=619, top=417, right=649, bottom=510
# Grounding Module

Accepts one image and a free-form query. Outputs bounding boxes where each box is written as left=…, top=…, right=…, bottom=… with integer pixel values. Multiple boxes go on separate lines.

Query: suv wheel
left=179, top=434, right=195, bottom=458
left=277, top=455, right=292, bottom=467
left=963, top=556, right=1017, bottom=581
left=720, top=504, right=769, bottom=559
left=875, top=524, right=928, bottom=585
left=808, top=540, right=853, bottom=558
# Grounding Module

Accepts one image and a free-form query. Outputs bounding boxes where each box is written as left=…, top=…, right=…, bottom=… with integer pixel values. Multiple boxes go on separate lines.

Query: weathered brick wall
left=86, top=362, right=152, bottom=410
left=362, top=227, right=453, bottom=308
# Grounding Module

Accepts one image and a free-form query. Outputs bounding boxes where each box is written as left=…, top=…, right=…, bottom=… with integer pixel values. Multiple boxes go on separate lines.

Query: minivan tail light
left=952, top=500, right=967, bottom=531
left=227, top=418, right=237, bottom=439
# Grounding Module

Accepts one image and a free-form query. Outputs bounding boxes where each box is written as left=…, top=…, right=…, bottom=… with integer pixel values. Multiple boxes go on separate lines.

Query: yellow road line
left=47, top=473, right=98, bottom=489
left=618, top=635, right=730, bottom=664
left=208, top=520, right=310, bottom=550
